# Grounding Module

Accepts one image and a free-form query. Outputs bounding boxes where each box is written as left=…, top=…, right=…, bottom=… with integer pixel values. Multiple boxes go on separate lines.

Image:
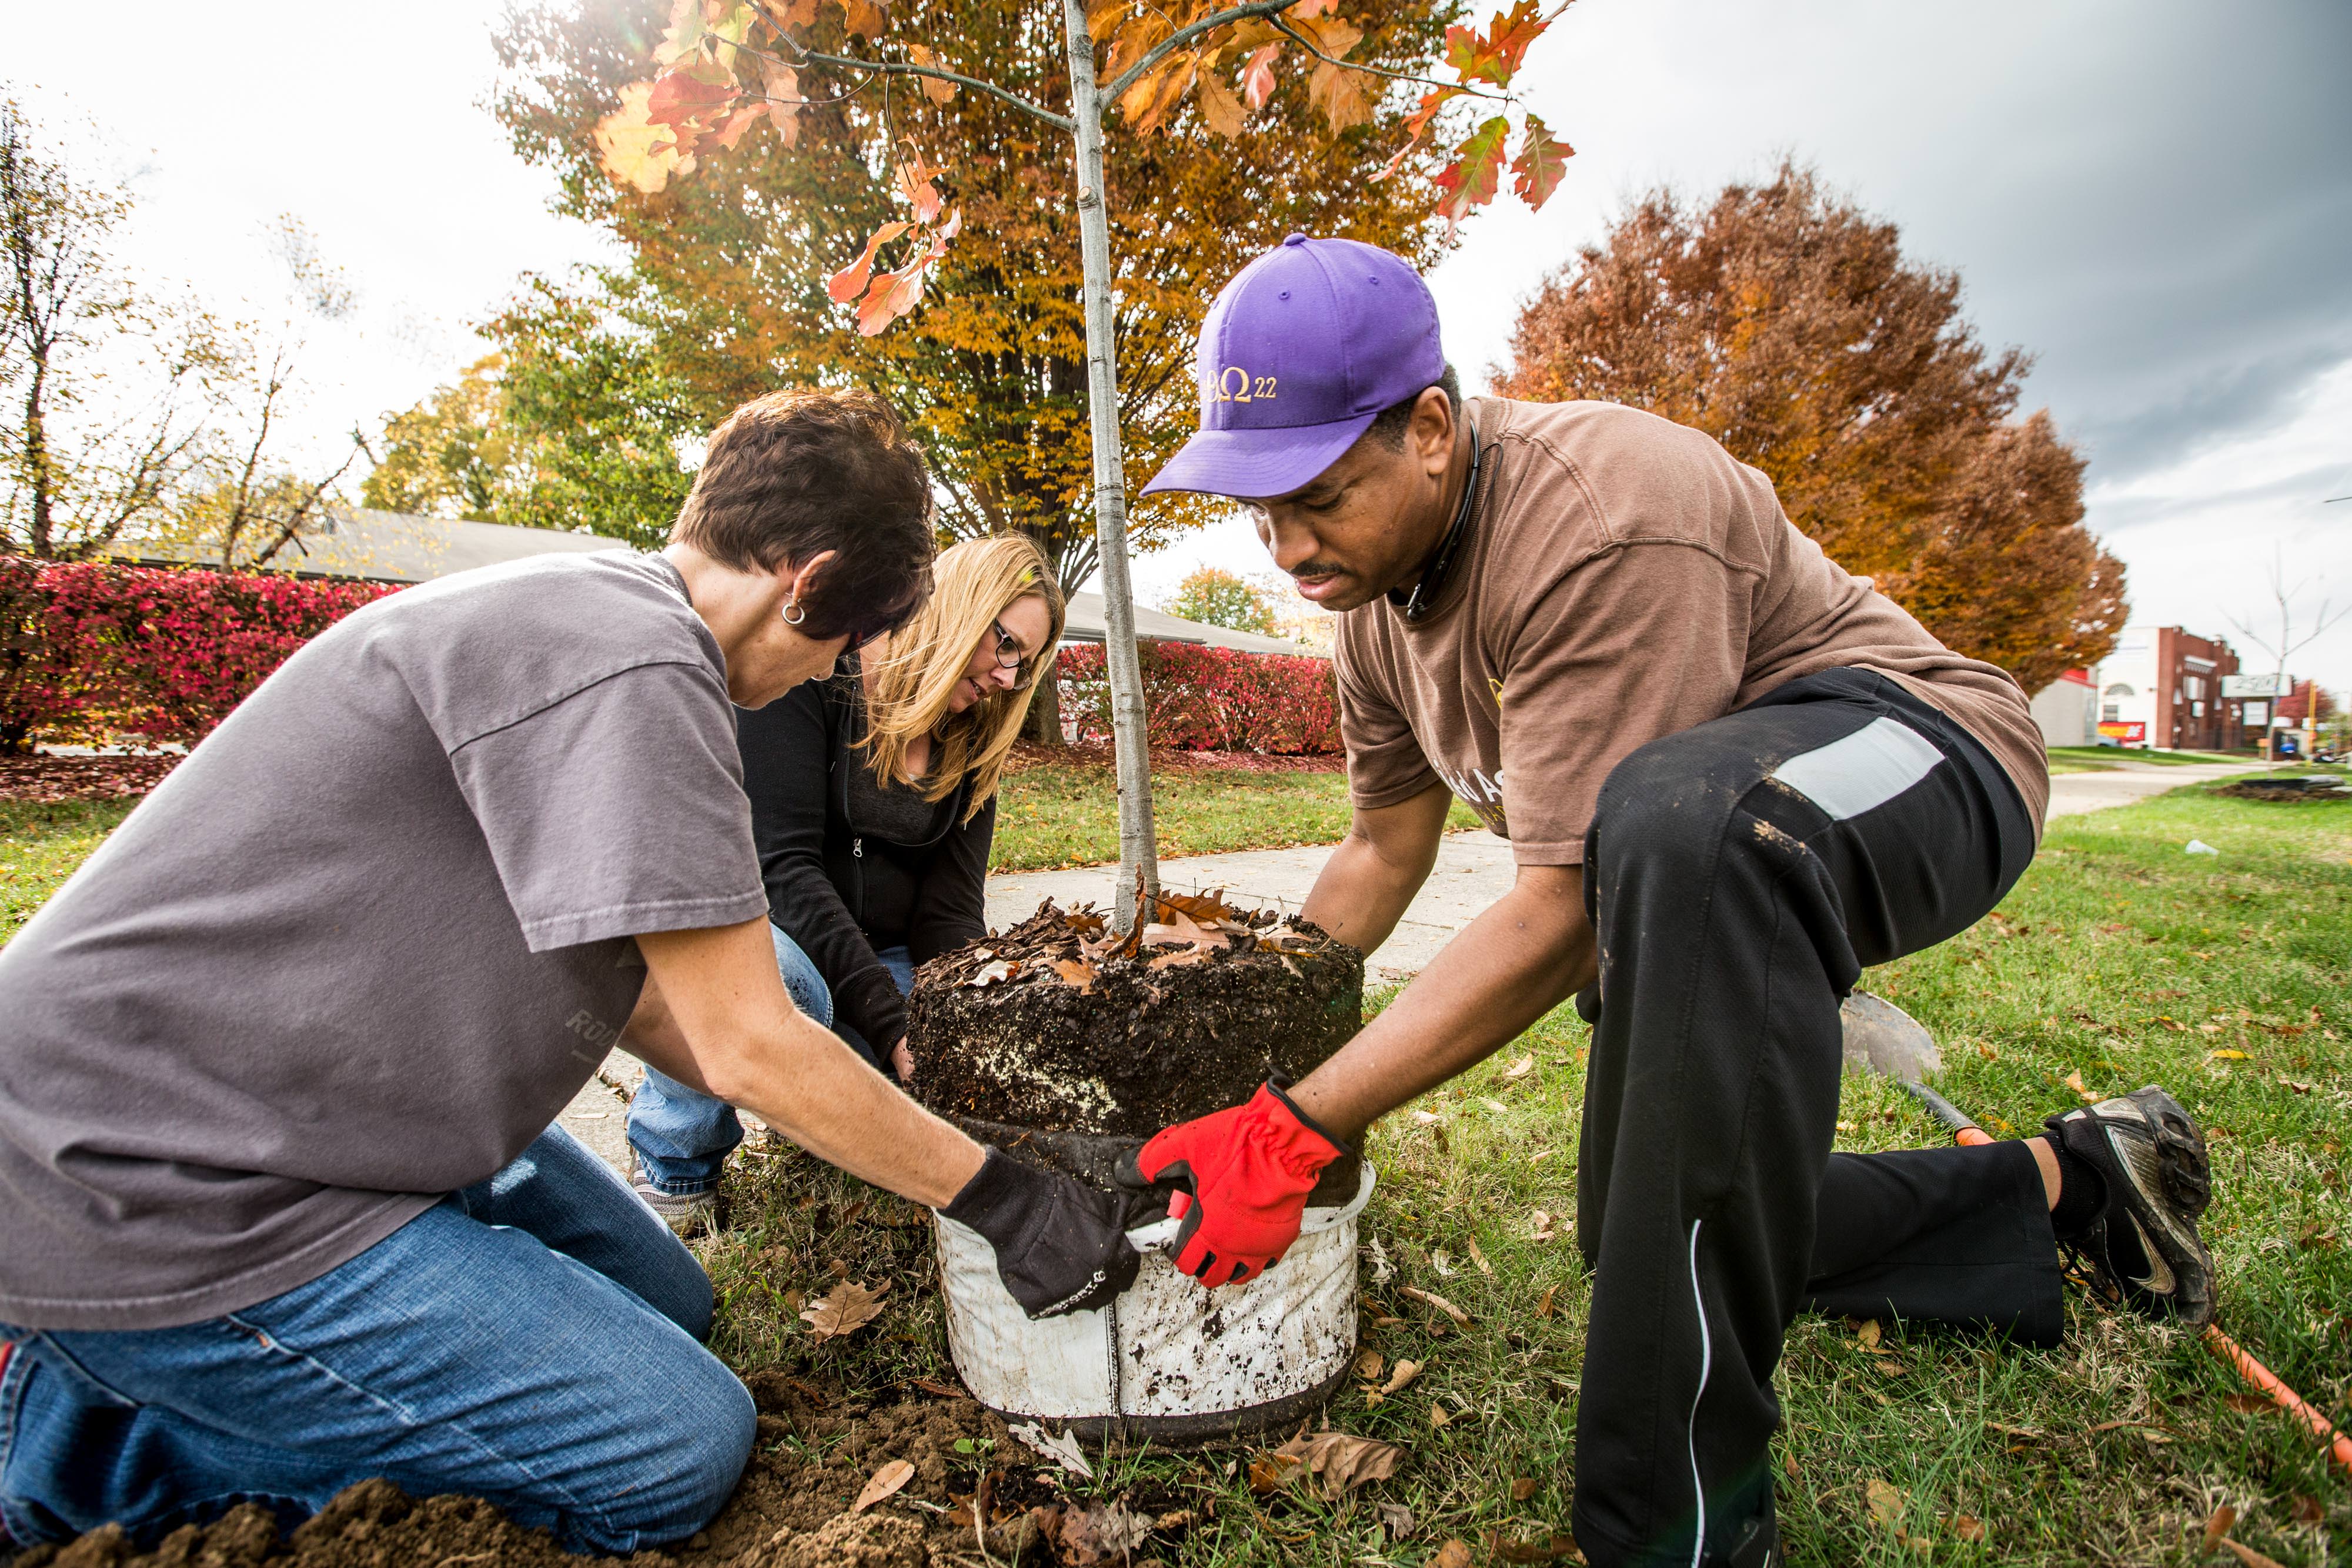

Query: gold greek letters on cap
left=1218, top=365, right=1252, bottom=402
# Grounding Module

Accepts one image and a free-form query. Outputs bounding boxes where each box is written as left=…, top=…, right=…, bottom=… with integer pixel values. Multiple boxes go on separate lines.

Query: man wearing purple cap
left=1118, top=236, right=2217, bottom=1567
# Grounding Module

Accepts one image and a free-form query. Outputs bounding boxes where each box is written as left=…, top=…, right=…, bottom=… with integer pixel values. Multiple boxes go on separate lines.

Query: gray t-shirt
left=0, top=550, right=768, bottom=1330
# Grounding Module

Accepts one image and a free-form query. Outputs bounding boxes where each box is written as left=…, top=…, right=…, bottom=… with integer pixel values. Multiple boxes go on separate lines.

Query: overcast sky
left=14, top=0, right=2350, bottom=693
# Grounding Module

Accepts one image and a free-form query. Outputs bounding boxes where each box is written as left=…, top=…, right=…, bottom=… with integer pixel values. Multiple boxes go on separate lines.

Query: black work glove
left=941, top=1148, right=1141, bottom=1319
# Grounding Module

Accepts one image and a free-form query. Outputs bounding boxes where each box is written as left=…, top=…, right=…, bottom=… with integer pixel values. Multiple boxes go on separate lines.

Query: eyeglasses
left=988, top=617, right=1041, bottom=688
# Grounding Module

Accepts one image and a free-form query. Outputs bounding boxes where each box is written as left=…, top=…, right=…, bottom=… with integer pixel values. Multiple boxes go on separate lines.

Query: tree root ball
left=906, top=897, right=1364, bottom=1144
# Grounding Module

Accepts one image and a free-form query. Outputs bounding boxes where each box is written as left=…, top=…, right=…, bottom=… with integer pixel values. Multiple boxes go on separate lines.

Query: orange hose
left=2203, top=1323, right=2352, bottom=1476
left=1948, top=1119, right=2352, bottom=1475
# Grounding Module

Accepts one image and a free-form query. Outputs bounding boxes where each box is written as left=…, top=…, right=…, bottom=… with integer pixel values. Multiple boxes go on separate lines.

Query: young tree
left=1498, top=162, right=2126, bottom=687
left=1165, top=564, right=1279, bottom=636
left=585, top=0, right=1569, bottom=925
left=2226, top=544, right=2348, bottom=763
left=0, top=98, right=218, bottom=560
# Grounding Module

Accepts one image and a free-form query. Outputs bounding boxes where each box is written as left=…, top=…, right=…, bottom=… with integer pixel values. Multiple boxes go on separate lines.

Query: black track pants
left=1568, top=668, right=2056, bottom=1568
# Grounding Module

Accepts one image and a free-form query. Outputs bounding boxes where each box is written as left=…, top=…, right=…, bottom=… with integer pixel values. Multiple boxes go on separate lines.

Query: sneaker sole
left=2098, top=1087, right=2217, bottom=1326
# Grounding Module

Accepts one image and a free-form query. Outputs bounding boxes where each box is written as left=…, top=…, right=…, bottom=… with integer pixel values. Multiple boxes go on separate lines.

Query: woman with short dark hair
left=629, top=534, right=1067, bottom=1232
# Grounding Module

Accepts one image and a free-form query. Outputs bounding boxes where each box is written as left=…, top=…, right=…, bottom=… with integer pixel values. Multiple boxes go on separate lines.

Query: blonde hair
left=860, top=535, right=1065, bottom=821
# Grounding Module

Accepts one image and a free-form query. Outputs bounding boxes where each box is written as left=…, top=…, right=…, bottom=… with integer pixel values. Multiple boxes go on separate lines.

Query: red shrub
left=0, top=557, right=397, bottom=750
left=1054, top=641, right=1341, bottom=754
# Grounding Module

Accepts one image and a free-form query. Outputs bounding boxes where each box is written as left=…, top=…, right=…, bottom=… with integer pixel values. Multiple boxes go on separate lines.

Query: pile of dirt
left=2214, top=775, right=2350, bottom=803
left=15, top=1377, right=1203, bottom=1568
left=0, top=754, right=181, bottom=802
left=906, top=892, right=1363, bottom=1143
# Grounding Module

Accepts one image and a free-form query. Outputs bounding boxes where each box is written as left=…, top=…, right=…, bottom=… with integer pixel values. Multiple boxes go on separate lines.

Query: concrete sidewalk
left=561, top=756, right=2250, bottom=1173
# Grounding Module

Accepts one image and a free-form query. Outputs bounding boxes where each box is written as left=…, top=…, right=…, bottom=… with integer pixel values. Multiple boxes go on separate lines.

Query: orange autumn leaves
left=594, top=0, right=1572, bottom=336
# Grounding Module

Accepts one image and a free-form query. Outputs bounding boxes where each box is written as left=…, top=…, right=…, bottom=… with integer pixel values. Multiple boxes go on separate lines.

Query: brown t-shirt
left=1335, top=398, right=2049, bottom=862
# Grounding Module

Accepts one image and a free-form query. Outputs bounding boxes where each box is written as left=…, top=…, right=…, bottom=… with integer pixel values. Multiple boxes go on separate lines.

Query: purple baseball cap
left=1141, top=233, right=1445, bottom=500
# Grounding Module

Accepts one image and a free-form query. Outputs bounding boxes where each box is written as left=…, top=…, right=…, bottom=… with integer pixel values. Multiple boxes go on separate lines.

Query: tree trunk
left=1060, top=0, right=1157, bottom=930
left=1021, top=668, right=1063, bottom=745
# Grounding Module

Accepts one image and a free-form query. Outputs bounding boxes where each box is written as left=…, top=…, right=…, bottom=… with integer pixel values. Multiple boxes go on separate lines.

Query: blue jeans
left=0, top=1126, right=754, bottom=1553
left=629, top=925, right=913, bottom=1196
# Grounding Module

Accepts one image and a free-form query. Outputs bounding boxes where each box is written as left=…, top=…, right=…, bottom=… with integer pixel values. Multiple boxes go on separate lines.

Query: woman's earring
left=781, top=596, right=807, bottom=627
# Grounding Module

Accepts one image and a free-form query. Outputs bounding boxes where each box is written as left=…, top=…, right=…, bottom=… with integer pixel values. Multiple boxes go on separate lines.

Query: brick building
left=2095, top=624, right=2243, bottom=751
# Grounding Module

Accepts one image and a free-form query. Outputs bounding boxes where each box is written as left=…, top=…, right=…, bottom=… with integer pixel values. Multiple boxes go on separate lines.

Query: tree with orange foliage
left=1497, top=162, right=2126, bottom=693
left=544, top=0, right=1573, bottom=924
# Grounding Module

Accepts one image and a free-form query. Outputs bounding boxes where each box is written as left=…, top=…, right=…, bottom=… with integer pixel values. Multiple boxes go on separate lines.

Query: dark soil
left=16, top=1378, right=1202, bottom=1568
left=1006, top=740, right=1343, bottom=775
left=907, top=894, right=1364, bottom=1141
left=0, top=754, right=181, bottom=802
left=2214, top=776, right=2350, bottom=803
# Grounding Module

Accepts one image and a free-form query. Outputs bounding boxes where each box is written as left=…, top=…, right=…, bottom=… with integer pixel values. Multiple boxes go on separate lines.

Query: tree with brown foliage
left=1497, top=162, right=2126, bottom=691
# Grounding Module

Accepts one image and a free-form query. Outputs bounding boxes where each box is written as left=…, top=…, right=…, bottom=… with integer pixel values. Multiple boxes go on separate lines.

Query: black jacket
left=737, top=657, right=994, bottom=1051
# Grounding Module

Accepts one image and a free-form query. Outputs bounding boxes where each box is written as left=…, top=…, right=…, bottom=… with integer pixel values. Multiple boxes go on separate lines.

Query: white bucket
left=935, top=1165, right=1377, bottom=1440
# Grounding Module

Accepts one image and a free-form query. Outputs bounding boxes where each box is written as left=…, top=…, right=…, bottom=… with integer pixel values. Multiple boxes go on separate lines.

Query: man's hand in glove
left=1115, top=1079, right=1349, bottom=1286
left=940, top=1148, right=1141, bottom=1318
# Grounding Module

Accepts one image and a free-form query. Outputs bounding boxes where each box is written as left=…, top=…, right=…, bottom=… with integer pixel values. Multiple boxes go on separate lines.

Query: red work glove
left=1114, top=1079, right=1349, bottom=1286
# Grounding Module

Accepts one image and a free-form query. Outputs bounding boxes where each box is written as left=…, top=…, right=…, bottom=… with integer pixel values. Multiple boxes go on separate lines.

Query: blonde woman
left=629, top=535, right=1066, bottom=1231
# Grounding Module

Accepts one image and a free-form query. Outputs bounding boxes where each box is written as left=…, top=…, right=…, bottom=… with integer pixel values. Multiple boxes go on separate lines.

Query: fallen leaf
left=1272, top=1429, right=1405, bottom=1499
left=1435, top=1541, right=1474, bottom=1568
left=2063, top=1069, right=2100, bottom=1102
left=1352, top=1349, right=1385, bottom=1381
left=1836, top=1119, right=1857, bottom=1132
left=1148, top=942, right=1217, bottom=970
left=1432, top=1249, right=1456, bottom=1278
left=1430, top=1403, right=1453, bottom=1428
left=1049, top=958, right=1096, bottom=994
left=967, top=958, right=1016, bottom=987
left=1247, top=1451, right=1303, bottom=1493
left=1466, top=1238, right=1494, bottom=1275
left=2223, top=1393, right=2270, bottom=1413
left=852, top=1459, right=914, bottom=1512
left=1865, top=1477, right=1905, bottom=1529
left=1855, top=1318, right=1882, bottom=1350
left=1530, top=1209, right=1556, bottom=1243
left=2218, top=1540, right=2288, bottom=1568
left=1504, top=1055, right=1535, bottom=1081
left=1007, top=1420, right=1092, bottom=1478
left=1479, top=1096, right=1510, bottom=1114
left=1377, top=1500, right=1416, bottom=1541
left=800, top=1279, right=887, bottom=1340
left=1367, top=1236, right=1395, bottom=1283
left=1511, top=1477, right=1539, bottom=1501
left=1380, top=1359, right=1422, bottom=1395
left=1949, top=1513, right=1985, bottom=1544
left=1401, top=1286, right=1471, bottom=1326
left=2282, top=1078, right=2315, bottom=1094
left=1536, top=1285, right=1557, bottom=1319
left=1486, top=1531, right=1581, bottom=1563
left=1977, top=1040, right=2000, bottom=1060
left=2203, top=1504, right=2239, bottom=1554
left=1060, top=1500, right=1151, bottom=1564
left=2209, top=1048, right=2250, bottom=1061
left=1412, top=1109, right=1445, bottom=1125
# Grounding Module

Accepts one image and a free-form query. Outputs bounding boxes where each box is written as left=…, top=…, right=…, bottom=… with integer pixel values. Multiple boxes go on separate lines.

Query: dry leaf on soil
left=1511, top=1477, right=1539, bottom=1501
left=2218, top=1541, right=2288, bottom=1568
left=1059, top=1500, right=1151, bottom=1564
left=2063, top=1069, right=2100, bottom=1102
left=1466, top=1238, right=1494, bottom=1275
left=1377, top=1501, right=1416, bottom=1541
left=1401, top=1285, right=1472, bottom=1325
left=1272, top=1429, right=1405, bottom=1499
left=1380, top=1359, right=1423, bottom=1395
left=1531, top=1209, right=1557, bottom=1242
left=1430, top=1403, right=1453, bottom=1429
left=1854, top=1318, right=1882, bottom=1350
left=1435, top=1540, right=1474, bottom=1568
left=800, top=1279, right=887, bottom=1340
left=1050, top=958, right=1096, bottom=994
left=1007, top=1420, right=1093, bottom=1478
left=2202, top=1505, right=2237, bottom=1553
left=1865, top=1477, right=1905, bottom=1527
left=1247, top=1451, right=1304, bottom=1493
left=1432, top=1249, right=1456, bottom=1278
left=967, top=958, right=1017, bottom=987
left=852, top=1459, right=914, bottom=1513
left=1352, top=1349, right=1384, bottom=1381
left=1949, top=1513, right=1985, bottom=1544
left=1504, top=1054, right=1535, bottom=1081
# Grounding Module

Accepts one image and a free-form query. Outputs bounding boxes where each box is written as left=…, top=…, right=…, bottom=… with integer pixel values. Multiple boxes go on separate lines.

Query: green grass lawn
left=2046, top=746, right=2258, bottom=771
left=0, top=798, right=136, bottom=940
left=6, top=778, right=2346, bottom=1563
left=705, top=778, right=2350, bottom=1567
left=993, top=759, right=1479, bottom=871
